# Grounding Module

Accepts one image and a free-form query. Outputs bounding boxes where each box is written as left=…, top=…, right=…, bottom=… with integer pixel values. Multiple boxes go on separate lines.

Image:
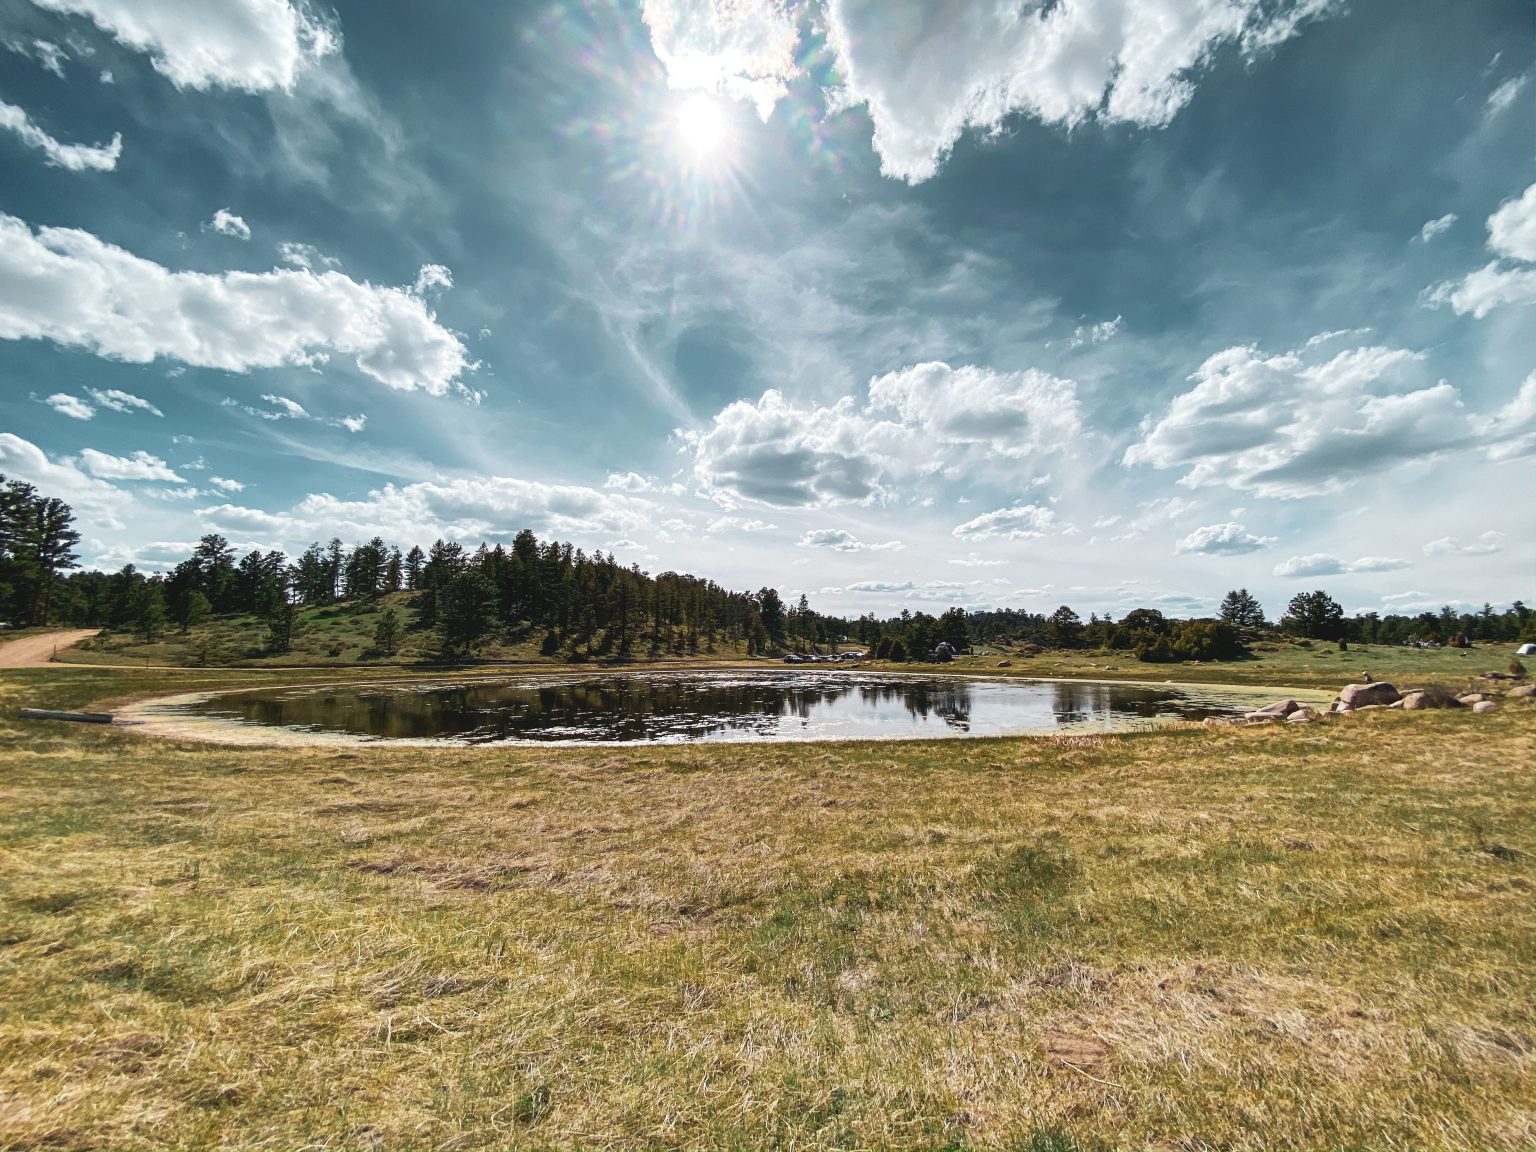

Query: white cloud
left=639, top=0, right=1338, bottom=181
left=277, top=241, right=339, bottom=271
left=797, top=528, right=903, bottom=553
left=948, top=553, right=1007, bottom=567
left=1415, top=213, right=1456, bottom=243
left=952, top=502, right=1055, bottom=541
left=1425, top=183, right=1536, bottom=317
left=338, top=414, right=367, bottom=433
left=1173, top=522, right=1277, bottom=556
left=209, top=476, right=246, bottom=492
left=640, top=0, right=799, bottom=120
left=260, top=393, right=307, bottom=418
left=206, top=208, right=251, bottom=240
left=30, top=0, right=339, bottom=92
left=0, top=100, right=121, bottom=170
left=1478, top=372, right=1536, bottom=462
left=1487, top=73, right=1529, bottom=117
left=32, top=39, right=68, bottom=76
left=1069, top=315, right=1123, bottom=347
left=45, top=392, right=94, bottom=419
left=77, top=447, right=184, bottom=482
left=820, top=0, right=1341, bottom=182
left=606, top=471, right=656, bottom=492
left=684, top=362, right=1080, bottom=508
left=0, top=433, right=133, bottom=528
left=200, top=475, right=655, bottom=548
left=706, top=515, right=776, bottom=533
left=1423, top=532, right=1504, bottom=556
left=86, top=387, right=162, bottom=416
left=1487, top=183, right=1536, bottom=263
left=1273, top=553, right=1411, bottom=578
left=412, top=263, right=452, bottom=296
left=0, top=213, right=471, bottom=394
left=867, top=362, right=1081, bottom=457
left=1121, top=339, right=1513, bottom=497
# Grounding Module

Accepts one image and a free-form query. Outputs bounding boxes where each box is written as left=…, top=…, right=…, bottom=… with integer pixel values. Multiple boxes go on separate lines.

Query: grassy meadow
left=0, top=655, right=1532, bottom=1150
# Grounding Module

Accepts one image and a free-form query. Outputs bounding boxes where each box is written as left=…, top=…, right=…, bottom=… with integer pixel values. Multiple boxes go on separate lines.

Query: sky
left=0, top=0, right=1531, bottom=622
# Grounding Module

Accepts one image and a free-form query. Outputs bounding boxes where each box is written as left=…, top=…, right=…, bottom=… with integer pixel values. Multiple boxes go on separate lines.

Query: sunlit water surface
left=185, top=672, right=1276, bottom=745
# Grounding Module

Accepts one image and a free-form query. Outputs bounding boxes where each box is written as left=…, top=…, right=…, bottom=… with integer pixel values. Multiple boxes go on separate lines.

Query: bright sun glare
left=675, top=92, right=728, bottom=158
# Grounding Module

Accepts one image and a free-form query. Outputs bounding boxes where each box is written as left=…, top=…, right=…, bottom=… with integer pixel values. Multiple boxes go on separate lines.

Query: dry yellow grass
left=0, top=666, right=1531, bottom=1150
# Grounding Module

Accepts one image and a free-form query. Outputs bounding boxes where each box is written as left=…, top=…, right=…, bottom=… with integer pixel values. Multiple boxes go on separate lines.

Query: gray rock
left=1337, top=682, right=1401, bottom=709
left=1509, top=684, right=1536, bottom=698
left=1254, top=698, right=1301, bottom=716
left=1457, top=693, right=1487, bottom=704
left=1473, top=701, right=1497, bottom=713
left=1286, top=707, right=1319, bottom=723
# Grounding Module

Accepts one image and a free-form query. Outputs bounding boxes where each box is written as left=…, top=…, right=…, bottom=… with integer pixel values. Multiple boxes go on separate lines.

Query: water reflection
left=188, top=672, right=1268, bottom=745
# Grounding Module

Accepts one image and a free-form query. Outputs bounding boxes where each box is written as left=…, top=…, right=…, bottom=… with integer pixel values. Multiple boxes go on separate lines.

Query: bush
left=1509, top=658, right=1527, bottom=679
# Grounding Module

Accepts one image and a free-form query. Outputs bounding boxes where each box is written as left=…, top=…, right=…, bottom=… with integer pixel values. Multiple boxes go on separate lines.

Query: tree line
left=3, top=476, right=1531, bottom=660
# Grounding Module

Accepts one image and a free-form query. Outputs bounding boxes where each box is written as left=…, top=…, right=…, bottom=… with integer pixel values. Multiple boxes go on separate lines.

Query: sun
left=674, top=92, right=729, bottom=158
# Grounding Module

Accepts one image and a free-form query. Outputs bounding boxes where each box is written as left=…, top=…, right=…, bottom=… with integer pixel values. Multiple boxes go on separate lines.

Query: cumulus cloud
left=0, top=213, right=471, bottom=394
left=0, top=100, right=121, bottom=170
left=87, top=387, right=162, bottom=416
left=1478, top=372, right=1536, bottom=461
left=206, top=208, right=251, bottom=240
left=261, top=393, right=306, bottom=417
left=952, top=502, right=1055, bottom=541
left=821, top=0, right=1341, bottom=181
left=1425, top=182, right=1536, bottom=317
left=1423, top=532, right=1504, bottom=557
left=1487, top=184, right=1536, bottom=263
left=1273, top=553, right=1411, bottom=578
left=1415, top=213, right=1456, bottom=243
left=867, top=362, right=1081, bottom=457
left=30, top=0, right=339, bottom=92
left=639, top=0, right=1338, bottom=181
left=0, top=433, right=132, bottom=527
left=209, top=476, right=246, bottom=492
left=412, top=263, right=453, bottom=296
left=199, top=475, right=655, bottom=548
left=1121, top=339, right=1529, bottom=496
left=797, top=528, right=903, bottom=552
left=77, top=447, right=185, bottom=482
left=1173, top=522, right=1276, bottom=556
left=640, top=0, right=798, bottom=119
left=45, top=392, right=94, bottom=419
left=683, top=362, right=1080, bottom=507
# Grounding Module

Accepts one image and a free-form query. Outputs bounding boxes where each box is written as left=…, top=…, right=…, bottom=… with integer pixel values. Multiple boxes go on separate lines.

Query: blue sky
left=0, top=0, right=1531, bottom=620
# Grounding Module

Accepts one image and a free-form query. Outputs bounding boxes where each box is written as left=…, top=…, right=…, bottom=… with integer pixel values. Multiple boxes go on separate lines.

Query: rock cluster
left=1237, top=678, right=1532, bottom=726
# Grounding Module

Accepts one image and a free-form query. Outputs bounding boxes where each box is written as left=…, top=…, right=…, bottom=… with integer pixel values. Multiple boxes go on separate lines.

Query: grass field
left=0, top=661, right=1532, bottom=1150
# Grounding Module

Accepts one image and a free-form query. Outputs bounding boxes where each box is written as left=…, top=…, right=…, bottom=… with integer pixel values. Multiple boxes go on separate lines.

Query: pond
left=178, top=672, right=1280, bottom=745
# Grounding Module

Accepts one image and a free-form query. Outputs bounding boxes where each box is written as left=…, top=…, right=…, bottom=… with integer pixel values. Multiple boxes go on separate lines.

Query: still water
left=186, top=672, right=1272, bottom=745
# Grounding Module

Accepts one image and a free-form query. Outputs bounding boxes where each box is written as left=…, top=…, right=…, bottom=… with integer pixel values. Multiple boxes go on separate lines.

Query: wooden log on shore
left=19, top=708, right=113, bottom=725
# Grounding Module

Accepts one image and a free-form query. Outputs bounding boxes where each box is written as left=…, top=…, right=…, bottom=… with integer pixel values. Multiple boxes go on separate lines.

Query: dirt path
left=0, top=629, right=100, bottom=668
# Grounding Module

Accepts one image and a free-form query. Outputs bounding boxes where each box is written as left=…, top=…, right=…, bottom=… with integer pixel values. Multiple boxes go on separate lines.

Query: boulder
left=997, top=660, right=1012, bottom=668
left=1400, top=690, right=1463, bottom=710
left=1473, top=701, right=1498, bottom=714
left=1254, top=698, right=1301, bottom=717
left=1337, top=682, right=1401, bottom=709
left=1286, top=707, right=1319, bottom=723
left=1509, top=684, right=1536, bottom=698
left=1457, top=693, right=1487, bottom=704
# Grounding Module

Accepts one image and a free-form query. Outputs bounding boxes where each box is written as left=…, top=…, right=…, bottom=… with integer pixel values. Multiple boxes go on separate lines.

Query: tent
left=1517, top=642, right=1536, bottom=657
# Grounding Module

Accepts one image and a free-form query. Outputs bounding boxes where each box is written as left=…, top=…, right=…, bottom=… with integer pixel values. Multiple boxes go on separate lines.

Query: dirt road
left=0, top=629, right=100, bottom=668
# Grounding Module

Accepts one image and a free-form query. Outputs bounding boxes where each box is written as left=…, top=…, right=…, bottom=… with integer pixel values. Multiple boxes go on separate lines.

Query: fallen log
left=19, top=708, right=113, bottom=725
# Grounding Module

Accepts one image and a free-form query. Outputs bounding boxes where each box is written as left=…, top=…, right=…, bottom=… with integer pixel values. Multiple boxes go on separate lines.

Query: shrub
left=1510, top=658, right=1528, bottom=679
